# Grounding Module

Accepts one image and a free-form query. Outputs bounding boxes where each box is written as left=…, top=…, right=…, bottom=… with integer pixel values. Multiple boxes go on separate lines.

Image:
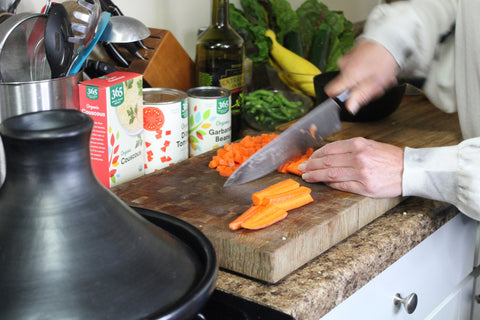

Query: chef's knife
left=224, top=90, right=349, bottom=187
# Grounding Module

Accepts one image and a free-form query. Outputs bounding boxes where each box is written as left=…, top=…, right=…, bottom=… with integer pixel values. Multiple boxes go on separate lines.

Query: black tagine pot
left=0, top=109, right=217, bottom=319
left=314, top=71, right=406, bottom=122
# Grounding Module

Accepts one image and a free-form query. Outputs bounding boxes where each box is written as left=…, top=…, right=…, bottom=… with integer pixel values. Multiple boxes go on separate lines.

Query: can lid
left=143, top=88, right=187, bottom=104
left=187, top=86, right=231, bottom=99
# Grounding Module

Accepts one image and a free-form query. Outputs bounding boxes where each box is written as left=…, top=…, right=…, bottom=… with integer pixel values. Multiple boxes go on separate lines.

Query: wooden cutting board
left=112, top=95, right=462, bottom=283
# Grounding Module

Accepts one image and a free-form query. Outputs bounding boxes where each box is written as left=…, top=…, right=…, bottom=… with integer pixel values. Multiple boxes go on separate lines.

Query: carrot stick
left=262, top=186, right=311, bottom=204
left=229, top=205, right=259, bottom=230
left=286, top=157, right=309, bottom=176
left=252, top=179, right=300, bottom=205
left=240, top=204, right=288, bottom=230
left=277, top=162, right=289, bottom=173
left=265, top=189, right=314, bottom=211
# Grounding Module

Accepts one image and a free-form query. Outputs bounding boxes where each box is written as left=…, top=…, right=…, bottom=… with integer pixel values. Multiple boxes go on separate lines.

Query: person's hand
left=325, top=40, right=400, bottom=114
left=298, top=137, right=404, bottom=198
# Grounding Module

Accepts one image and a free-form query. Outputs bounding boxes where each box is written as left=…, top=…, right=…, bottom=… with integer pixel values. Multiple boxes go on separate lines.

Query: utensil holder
left=114, top=29, right=195, bottom=92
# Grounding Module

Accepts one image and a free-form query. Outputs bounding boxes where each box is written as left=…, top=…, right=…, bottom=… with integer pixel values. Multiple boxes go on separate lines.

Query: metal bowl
left=314, top=71, right=406, bottom=122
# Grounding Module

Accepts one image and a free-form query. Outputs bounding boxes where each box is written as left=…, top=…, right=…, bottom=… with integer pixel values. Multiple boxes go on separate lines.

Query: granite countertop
left=215, top=198, right=458, bottom=320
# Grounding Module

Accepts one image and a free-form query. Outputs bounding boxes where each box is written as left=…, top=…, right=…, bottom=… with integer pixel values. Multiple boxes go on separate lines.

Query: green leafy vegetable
left=266, top=0, right=300, bottom=44
left=229, top=0, right=355, bottom=71
left=229, top=3, right=270, bottom=64
left=296, top=0, right=354, bottom=71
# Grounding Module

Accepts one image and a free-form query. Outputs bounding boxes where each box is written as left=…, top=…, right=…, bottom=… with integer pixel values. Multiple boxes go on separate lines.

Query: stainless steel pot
left=0, top=72, right=81, bottom=119
left=0, top=72, right=81, bottom=183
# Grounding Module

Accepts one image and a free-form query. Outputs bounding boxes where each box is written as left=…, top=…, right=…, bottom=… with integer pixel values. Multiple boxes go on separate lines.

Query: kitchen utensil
left=67, top=11, right=110, bottom=75
left=99, top=15, right=150, bottom=61
left=84, top=58, right=117, bottom=77
left=44, top=3, right=75, bottom=78
left=27, top=14, right=51, bottom=81
left=0, top=19, right=29, bottom=82
left=0, top=0, right=19, bottom=13
left=314, top=71, right=406, bottom=122
left=59, top=0, right=91, bottom=43
left=0, top=12, right=12, bottom=23
left=224, top=90, right=349, bottom=187
left=99, top=16, right=150, bottom=62
left=101, top=41, right=129, bottom=67
left=70, top=0, right=101, bottom=46
left=99, top=0, right=153, bottom=49
left=0, top=12, right=46, bottom=82
left=0, top=109, right=217, bottom=319
left=100, top=15, right=150, bottom=43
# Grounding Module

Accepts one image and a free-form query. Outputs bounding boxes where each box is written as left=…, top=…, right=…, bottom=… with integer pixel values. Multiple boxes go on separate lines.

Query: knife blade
left=224, top=91, right=349, bottom=187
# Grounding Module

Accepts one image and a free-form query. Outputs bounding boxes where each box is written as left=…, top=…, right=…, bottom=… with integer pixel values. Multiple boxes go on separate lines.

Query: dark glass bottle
left=195, top=0, right=245, bottom=140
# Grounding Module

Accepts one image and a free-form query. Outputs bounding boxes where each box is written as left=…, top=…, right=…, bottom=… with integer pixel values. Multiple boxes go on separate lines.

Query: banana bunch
left=265, top=29, right=321, bottom=97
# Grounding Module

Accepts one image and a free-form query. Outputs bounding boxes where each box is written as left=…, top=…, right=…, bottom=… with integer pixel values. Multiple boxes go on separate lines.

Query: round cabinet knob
left=394, top=292, right=418, bottom=314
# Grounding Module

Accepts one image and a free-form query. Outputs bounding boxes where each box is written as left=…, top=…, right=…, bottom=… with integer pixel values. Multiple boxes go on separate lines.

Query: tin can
left=143, top=88, right=188, bottom=173
left=187, top=86, right=231, bottom=156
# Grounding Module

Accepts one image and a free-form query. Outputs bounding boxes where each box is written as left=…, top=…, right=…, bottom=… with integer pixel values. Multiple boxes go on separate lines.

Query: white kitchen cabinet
left=426, top=276, right=474, bottom=320
left=321, top=213, right=478, bottom=320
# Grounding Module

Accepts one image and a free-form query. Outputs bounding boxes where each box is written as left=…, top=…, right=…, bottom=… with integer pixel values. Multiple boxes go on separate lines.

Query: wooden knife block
left=117, top=29, right=195, bottom=92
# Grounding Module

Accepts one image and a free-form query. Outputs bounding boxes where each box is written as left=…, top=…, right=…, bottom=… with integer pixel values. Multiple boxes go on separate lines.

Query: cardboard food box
left=79, top=72, right=144, bottom=188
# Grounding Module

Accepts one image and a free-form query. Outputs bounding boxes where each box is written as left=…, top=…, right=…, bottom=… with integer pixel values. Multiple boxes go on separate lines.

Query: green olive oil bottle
left=195, top=0, right=245, bottom=140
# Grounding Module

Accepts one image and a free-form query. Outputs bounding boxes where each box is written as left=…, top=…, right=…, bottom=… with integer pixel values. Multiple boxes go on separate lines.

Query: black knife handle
left=102, top=42, right=130, bottom=68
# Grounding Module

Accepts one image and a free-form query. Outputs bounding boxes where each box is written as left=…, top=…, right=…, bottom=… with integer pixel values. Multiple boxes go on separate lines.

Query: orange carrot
left=240, top=204, right=288, bottom=230
left=277, top=162, right=289, bottom=173
left=209, top=133, right=279, bottom=177
left=265, top=189, right=313, bottom=211
left=305, top=147, right=314, bottom=157
left=229, top=181, right=314, bottom=231
left=229, top=205, right=259, bottom=231
left=277, top=148, right=314, bottom=175
left=252, top=179, right=300, bottom=205
left=286, top=158, right=308, bottom=176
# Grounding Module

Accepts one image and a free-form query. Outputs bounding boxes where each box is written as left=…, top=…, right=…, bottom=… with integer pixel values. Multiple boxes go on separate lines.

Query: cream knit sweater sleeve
left=359, top=0, right=480, bottom=220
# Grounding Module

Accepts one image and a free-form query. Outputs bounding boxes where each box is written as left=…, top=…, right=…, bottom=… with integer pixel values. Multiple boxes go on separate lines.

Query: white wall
left=17, top=0, right=381, bottom=59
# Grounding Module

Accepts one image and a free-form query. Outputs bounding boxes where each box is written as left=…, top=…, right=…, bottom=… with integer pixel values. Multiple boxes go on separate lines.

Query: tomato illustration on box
left=78, top=71, right=144, bottom=188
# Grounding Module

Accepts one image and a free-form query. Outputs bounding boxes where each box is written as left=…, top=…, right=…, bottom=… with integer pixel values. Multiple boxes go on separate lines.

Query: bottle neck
left=211, top=0, right=230, bottom=28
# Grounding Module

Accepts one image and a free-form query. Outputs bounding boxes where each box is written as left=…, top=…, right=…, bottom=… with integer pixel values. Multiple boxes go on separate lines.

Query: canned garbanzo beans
left=143, top=88, right=188, bottom=173
left=187, top=87, right=231, bottom=156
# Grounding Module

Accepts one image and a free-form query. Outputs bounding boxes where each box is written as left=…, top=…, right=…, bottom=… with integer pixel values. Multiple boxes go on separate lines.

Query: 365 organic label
left=187, top=87, right=231, bottom=156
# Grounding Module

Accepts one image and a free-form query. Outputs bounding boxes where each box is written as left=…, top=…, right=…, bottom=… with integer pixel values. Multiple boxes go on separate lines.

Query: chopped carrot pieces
left=278, top=148, right=314, bottom=176
left=209, top=133, right=279, bottom=177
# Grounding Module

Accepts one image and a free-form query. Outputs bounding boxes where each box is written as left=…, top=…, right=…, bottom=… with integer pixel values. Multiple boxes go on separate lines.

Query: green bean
left=243, top=89, right=308, bottom=129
